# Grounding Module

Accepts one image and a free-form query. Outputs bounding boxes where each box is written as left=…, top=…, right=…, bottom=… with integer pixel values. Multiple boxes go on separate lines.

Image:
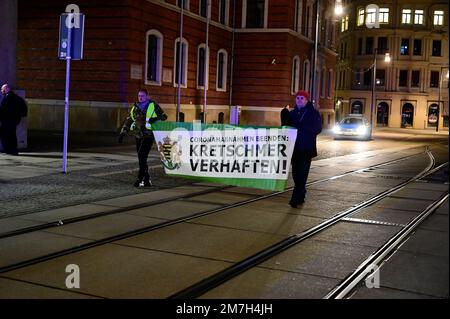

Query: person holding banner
left=119, top=89, right=167, bottom=187
left=287, top=90, right=322, bottom=208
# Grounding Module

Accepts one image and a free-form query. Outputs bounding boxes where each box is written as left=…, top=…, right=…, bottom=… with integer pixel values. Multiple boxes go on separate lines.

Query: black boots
left=134, top=172, right=152, bottom=187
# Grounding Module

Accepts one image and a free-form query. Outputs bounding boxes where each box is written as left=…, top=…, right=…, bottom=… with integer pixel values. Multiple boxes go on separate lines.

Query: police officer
left=119, top=89, right=167, bottom=187
left=287, top=90, right=322, bottom=207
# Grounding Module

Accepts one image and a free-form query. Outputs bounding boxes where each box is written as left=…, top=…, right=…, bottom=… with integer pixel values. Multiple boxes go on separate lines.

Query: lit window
left=434, top=10, right=444, bottom=26
left=366, top=7, right=376, bottom=24
left=379, top=8, right=389, bottom=23
left=402, top=9, right=412, bottom=24
left=357, top=8, right=365, bottom=26
left=414, top=10, right=424, bottom=24
left=341, top=15, right=349, bottom=32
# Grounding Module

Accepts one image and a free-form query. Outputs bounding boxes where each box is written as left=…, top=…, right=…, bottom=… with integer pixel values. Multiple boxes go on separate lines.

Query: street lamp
left=437, top=66, right=449, bottom=132
left=370, top=48, right=390, bottom=136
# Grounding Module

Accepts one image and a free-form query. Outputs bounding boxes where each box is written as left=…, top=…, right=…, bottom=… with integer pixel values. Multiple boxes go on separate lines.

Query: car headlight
left=356, top=125, right=367, bottom=135
left=333, top=125, right=341, bottom=134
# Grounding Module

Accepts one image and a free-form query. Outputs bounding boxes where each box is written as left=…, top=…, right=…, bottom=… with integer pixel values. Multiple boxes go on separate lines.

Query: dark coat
left=0, top=91, right=27, bottom=129
left=280, top=107, right=290, bottom=126
left=287, top=101, right=322, bottom=158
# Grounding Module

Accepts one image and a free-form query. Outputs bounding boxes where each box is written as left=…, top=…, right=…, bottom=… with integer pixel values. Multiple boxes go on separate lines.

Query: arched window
left=197, top=44, right=209, bottom=89
left=427, top=104, right=439, bottom=127
left=327, top=69, right=333, bottom=98
left=303, top=59, right=310, bottom=91
left=174, top=38, right=188, bottom=88
left=216, top=49, right=228, bottom=91
left=292, top=56, right=300, bottom=94
left=320, top=68, right=326, bottom=98
left=145, top=30, right=163, bottom=85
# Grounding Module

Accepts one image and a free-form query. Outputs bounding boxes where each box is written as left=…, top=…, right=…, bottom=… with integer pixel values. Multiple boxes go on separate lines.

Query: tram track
left=324, top=191, right=449, bottom=299
left=0, top=146, right=441, bottom=284
left=168, top=153, right=446, bottom=298
left=0, top=147, right=429, bottom=241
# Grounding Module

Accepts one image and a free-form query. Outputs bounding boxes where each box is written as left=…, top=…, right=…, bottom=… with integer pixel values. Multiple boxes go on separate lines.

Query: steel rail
left=324, top=192, right=449, bottom=299
left=0, top=149, right=435, bottom=276
left=168, top=154, right=443, bottom=299
left=0, top=149, right=427, bottom=241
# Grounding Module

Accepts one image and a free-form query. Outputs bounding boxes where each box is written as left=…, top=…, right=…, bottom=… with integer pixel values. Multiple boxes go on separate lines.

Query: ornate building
left=7, top=0, right=338, bottom=131
left=335, top=0, right=449, bottom=130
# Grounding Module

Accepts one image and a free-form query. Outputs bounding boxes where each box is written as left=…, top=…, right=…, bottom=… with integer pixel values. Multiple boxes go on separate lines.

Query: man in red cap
left=287, top=90, right=322, bottom=207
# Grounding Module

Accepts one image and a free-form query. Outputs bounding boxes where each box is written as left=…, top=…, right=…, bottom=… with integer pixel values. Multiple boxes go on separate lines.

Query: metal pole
left=62, top=13, right=73, bottom=174
left=176, top=2, right=184, bottom=122
left=311, top=0, right=320, bottom=105
left=228, top=0, right=237, bottom=109
left=437, top=68, right=442, bottom=132
left=203, top=0, right=210, bottom=123
left=370, top=48, right=377, bottom=136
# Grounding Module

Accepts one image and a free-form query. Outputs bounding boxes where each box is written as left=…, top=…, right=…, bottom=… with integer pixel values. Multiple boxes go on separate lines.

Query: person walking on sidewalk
left=287, top=90, right=322, bottom=208
left=0, top=84, right=28, bottom=155
left=119, top=88, right=167, bottom=187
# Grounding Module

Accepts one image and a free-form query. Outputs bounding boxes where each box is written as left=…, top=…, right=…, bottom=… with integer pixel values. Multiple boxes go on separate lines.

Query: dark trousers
left=0, top=126, right=18, bottom=155
left=135, top=136, right=154, bottom=181
left=290, top=151, right=312, bottom=204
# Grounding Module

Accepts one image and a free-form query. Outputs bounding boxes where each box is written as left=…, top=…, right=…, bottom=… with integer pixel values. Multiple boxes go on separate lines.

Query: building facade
left=12, top=0, right=337, bottom=131
left=335, top=0, right=449, bottom=130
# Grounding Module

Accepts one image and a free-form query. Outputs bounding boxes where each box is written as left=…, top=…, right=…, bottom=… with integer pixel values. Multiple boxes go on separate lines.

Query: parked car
left=333, top=114, right=372, bottom=140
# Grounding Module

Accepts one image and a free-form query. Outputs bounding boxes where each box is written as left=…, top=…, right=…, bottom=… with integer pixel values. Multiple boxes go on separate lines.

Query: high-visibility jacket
left=121, top=100, right=166, bottom=138
left=130, top=102, right=158, bottom=131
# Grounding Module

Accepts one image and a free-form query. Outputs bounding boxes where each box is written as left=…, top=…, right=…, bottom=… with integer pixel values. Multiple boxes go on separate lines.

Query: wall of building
left=17, top=0, right=338, bottom=131
left=335, top=0, right=449, bottom=130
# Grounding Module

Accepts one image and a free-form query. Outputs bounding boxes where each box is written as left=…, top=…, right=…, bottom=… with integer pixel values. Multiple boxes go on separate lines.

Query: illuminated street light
left=335, top=0, right=343, bottom=16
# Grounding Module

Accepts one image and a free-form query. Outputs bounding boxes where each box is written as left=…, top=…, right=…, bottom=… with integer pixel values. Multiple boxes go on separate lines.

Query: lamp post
left=436, top=67, right=449, bottom=132
left=370, top=48, right=390, bottom=136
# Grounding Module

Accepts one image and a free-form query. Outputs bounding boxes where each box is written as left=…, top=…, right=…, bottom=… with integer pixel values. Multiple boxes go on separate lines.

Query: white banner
left=152, top=122, right=297, bottom=191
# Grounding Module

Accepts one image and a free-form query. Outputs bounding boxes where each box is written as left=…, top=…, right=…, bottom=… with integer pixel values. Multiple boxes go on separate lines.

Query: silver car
left=333, top=114, right=372, bottom=140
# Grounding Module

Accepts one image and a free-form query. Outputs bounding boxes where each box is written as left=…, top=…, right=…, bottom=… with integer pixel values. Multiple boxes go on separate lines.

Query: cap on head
left=295, top=90, right=310, bottom=100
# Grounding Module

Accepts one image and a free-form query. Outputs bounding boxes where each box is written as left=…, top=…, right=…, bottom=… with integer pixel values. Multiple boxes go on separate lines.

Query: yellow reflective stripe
left=130, top=106, right=136, bottom=121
